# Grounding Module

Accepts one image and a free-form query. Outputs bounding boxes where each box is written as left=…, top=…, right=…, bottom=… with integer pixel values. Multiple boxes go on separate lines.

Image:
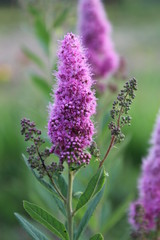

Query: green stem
left=67, top=169, right=74, bottom=240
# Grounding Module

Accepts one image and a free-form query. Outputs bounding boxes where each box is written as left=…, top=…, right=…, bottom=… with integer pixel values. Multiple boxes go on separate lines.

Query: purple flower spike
left=48, top=33, right=96, bottom=167
left=129, top=113, right=160, bottom=231
left=78, top=0, right=119, bottom=79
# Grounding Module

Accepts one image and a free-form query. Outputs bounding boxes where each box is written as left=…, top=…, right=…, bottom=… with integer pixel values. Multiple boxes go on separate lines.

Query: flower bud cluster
left=108, top=78, right=137, bottom=143
left=129, top=202, right=149, bottom=239
left=130, top=203, right=160, bottom=239
left=21, top=118, right=63, bottom=178
left=89, top=141, right=100, bottom=160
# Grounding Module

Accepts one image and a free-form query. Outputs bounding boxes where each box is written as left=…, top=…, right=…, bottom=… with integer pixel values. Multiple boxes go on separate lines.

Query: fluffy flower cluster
left=129, top=113, right=160, bottom=231
left=78, top=0, right=119, bottom=79
left=48, top=33, right=96, bottom=166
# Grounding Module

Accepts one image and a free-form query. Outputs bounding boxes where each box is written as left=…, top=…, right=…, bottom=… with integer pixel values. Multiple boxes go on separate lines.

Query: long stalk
left=67, top=169, right=74, bottom=240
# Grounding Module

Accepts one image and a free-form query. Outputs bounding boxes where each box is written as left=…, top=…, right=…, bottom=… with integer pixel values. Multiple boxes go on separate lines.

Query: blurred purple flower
left=78, top=0, right=119, bottom=79
left=48, top=33, right=96, bottom=166
left=129, top=113, right=160, bottom=231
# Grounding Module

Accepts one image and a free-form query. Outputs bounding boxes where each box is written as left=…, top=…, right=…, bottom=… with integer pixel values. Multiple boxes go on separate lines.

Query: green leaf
left=22, top=154, right=58, bottom=197
left=73, top=191, right=83, bottom=199
left=22, top=153, right=32, bottom=169
left=54, top=174, right=68, bottom=198
left=74, top=188, right=104, bottom=240
left=101, top=194, right=133, bottom=234
left=14, top=213, right=49, bottom=240
left=27, top=4, right=50, bottom=54
left=54, top=198, right=66, bottom=217
left=23, top=201, right=69, bottom=240
left=30, top=74, right=51, bottom=98
left=22, top=154, right=66, bottom=216
left=28, top=5, right=40, bottom=17
left=75, top=168, right=107, bottom=213
left=93, top=169, right=107, bottom=197
left=90, top=233, right=104, bottom=240
left=27, top=5, right=50, bottom=55
left=37, top=176, right=66, bottom=217
left=22, top=47, right=45, bottom=68
left=53, top=8, right=69, bottom=28
left=34, top=18, right=50, bottom=55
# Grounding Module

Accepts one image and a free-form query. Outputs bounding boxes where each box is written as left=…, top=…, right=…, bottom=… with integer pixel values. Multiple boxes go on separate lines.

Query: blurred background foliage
left=0, top=0, right=160, bottom=239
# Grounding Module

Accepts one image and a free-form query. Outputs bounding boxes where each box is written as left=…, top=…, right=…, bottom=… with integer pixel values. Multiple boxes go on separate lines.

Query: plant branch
left=36, top=147, right=66, bottom=203
left=99, top=94, right=128, bottom=168
left=99, top=135, right=115, bottom=168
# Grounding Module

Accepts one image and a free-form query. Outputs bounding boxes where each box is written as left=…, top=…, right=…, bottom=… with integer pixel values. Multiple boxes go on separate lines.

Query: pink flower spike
left=78, top=0, right=119, bottom=79
left=48, top=33, right=96, bottom=167
left=129, top=112, right=160, bottom=231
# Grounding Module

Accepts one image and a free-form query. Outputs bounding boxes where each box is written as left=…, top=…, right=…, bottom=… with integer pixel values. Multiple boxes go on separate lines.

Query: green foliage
left=53, top=174, right=68, bottom=198
left=53, top=7, right=69, bottom=28
left=27, top=5, right=40, bottom=18
left=23, top=201, right=69, bottom=240
left=73, top=191, right=83, bottom=199
left=22, top=154, right=58, bottom=198
left=90, top=233, right=104, bottom=240
left=22, top=154, right=66, bottom=216
left=75, top=168, right=107, bottom=214
left=28, top=5, right=51, bottom=55
left=34, top=17, right=50, bottom=55
left=74, top=189, right=104, bottom=240
left=22, top=47, right=45, bottom=69
left=101, top=194, right=133, bottom=234
left=30, top=74, right=51, bottom=99
left=14, top=213, right=49, bottom=240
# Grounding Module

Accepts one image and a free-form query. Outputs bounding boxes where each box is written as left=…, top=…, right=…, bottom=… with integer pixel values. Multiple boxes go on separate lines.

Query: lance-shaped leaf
left=93, top=169, right=107, bottom=197
left=22, top=47, right=45, bottom=69
left=22, top=154, right=66, bottom=216
left=27, top=5, right=40, bottom=17
left=75, top=168, right=107, bottom=213
left=30, top=74, right=51, bottom=99
left=90, top=233, right=104, bottom=240
left=34, top=18, right=50, bottom=55
left=23, top=201, right=69, bottom=240
left=54, top=198, right=66, bottom=217
left=27, top=5, right=50, bottom=55
left=53, top=8, right=69, bottom=28
left=53, top=174, right=68, bottom=198
left=22, top=154, right=58, bottom=198
left=74, top=188, right=104, bottom=240
left=14, top=213, right=49, bottom=240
